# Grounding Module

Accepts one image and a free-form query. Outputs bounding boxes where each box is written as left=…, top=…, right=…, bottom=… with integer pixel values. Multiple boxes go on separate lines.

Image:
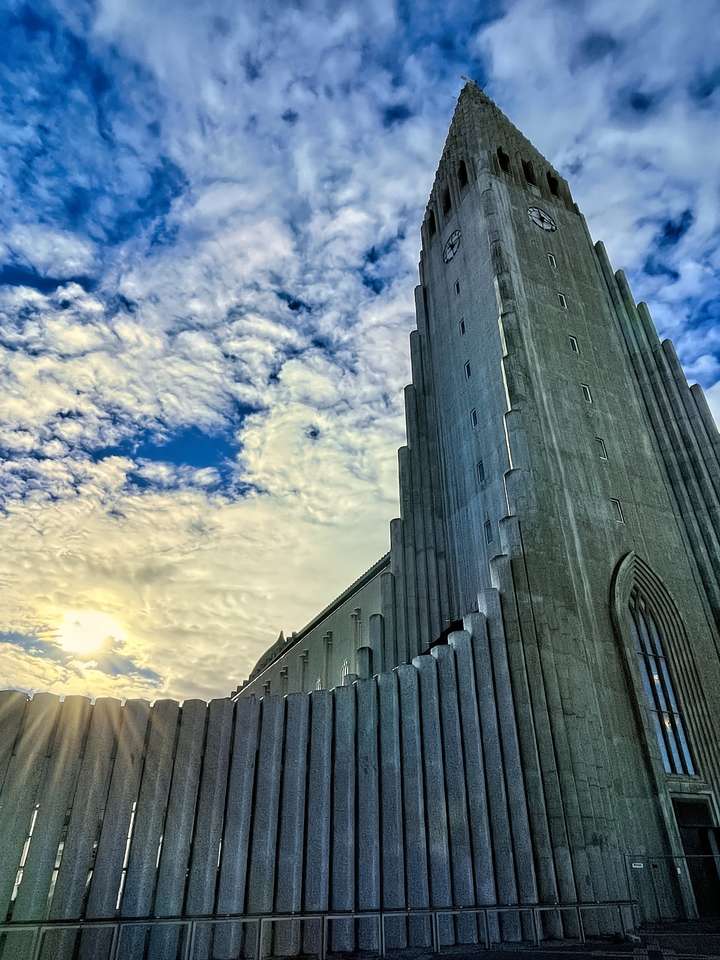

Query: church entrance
left=673, top=797, right=720, bottom=917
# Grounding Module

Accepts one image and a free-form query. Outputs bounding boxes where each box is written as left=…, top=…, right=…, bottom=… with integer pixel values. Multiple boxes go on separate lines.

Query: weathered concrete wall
left=2, top=597, right=632, bottom=960
left=413, top=83, right=719, bottom=925
left=235, top=555, right=388, bottom=699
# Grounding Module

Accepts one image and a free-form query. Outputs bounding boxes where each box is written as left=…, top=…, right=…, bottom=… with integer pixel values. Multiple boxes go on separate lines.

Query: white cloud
left=2, top=224, right=97, bottom=277
left=1, top=0, right=719, bottom=699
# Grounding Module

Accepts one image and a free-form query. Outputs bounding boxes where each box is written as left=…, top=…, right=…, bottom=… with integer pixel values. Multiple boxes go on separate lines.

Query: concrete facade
left=235, top=553, right=389, bottom=698
left=237, top=83, right=720, bottom=922
left=1, top=84, right=719, bottom=957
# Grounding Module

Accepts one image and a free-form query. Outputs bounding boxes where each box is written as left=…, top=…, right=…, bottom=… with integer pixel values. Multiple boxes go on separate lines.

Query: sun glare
left=55, top=610, right=127, bottom=658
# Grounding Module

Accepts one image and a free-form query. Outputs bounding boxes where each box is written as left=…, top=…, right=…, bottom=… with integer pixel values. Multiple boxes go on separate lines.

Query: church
left=1, top=83, right=719, bottom=958
left=235, top=81, right=720, bottom=922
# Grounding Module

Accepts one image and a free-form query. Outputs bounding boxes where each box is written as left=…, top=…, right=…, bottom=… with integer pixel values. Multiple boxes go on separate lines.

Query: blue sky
left=1, top=0, right=719, bottom=700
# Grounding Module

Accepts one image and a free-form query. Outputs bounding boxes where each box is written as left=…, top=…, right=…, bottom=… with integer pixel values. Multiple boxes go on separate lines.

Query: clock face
left=442, top=229, right=462, bottom=263
left=527, top=206, right=557, bottom=232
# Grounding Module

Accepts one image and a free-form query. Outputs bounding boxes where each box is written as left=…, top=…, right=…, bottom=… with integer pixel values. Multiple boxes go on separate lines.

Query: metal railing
left=0, top=900, right=637, bottom=960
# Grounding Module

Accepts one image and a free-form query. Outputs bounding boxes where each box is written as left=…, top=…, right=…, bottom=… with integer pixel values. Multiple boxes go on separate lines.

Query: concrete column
left=390, top=519, right=409, bottom=665
left=247, top=696, right=285, bottom=911
left=0, top=693, right=62, bottom=919
left=357, top=645, right=372, bottom=680
left=148, top=699, right=207, bottom=960
left=185, top=696, right=234, bottom=960
left=431, top=644, right=477, bottom=944
left=322, top=632, right=333, bottom=689
left=247, top=695, right=285, bottom=958
left=377, top=671, right=407, bottom=949
left=121, top=700, right=178, bottom=908
left=476, top=589, right=551, bottom=910
left=356, top=679, right=381, bottom=950
left=275, top=693, right=310, bottom=955
left=463, top=611, right=520, bottom=942
left=369, top=612, right=383, bottom=674
left=303, top=690, right=332, bottom=954
left=661, top=337, right=720, bottom=546
left=398, top=447, right=420, bottom=654
left=405, top=386, right=432, bottom=652
left=397, top=664, right=431, bottom=947
left=81, top=699, right=150, bottom=959
left=448, top=631, right=498, bottom=941
left=331, top=683, right=356, bottom=951
left=214, top=696, right=261, bottom=959
left=380, top=570, right=398, bottom=671
left=13, top=697, right=91, bottom=925
left=410, top=329, right=443, bottom=638
left=49, top=698, right=122, bottom=916
left=691, top=383, right=720, bottom=484
left=413, top=654, right=453, bottom=945
left=0, top=691, right=27, bottom=794
left=118, top=699, right=179, bottom=959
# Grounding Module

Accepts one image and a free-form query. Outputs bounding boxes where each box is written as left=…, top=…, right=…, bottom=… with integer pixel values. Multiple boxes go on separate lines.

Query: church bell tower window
left=522, top=159, right=537, bottom=185
left=497, top=146, right=510, bottom=173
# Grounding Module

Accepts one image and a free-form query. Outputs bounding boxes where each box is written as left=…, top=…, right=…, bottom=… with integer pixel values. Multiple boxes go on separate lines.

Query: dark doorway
left=673, top=798, right=720, bottom=917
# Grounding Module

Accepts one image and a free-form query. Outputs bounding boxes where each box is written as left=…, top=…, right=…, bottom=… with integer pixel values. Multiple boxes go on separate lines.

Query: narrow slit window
left=458, top=160, right=469, bottom=188
left=522, top=159, right=536, bottom=185
left=547, top=252, right=557, bottom=269
left=547, top=172, right=560, bottom=196
left=470, top=408, right=478, bottom=429
left=558, top=292, right=568, bottom=309
left=454, top=280, right=460, bottom=295
left=476, top=460, right=485, bottom=484
left=611, top=498, right=625, bottom=523
left=629, top=590, right=695, bottom=776
left=464, top=361, right=471, bottom=380
left=581, top=383, right=592, bottom=403
left=497, top=147, right=510, bottom=173
left=596, top=437, right=608, bottom=460
left=484, top=519, right=494, bottom=544
left=459, top=318, right=466, bottom=336
left=428, top=210, right=437, bottom=237
left=442, top=187, right=452, bottom=215
left=569, top=335, right=579, bottom=354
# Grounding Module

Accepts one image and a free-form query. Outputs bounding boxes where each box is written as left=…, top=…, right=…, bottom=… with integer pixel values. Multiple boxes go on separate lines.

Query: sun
left=55, top=610, right=127, bottom=658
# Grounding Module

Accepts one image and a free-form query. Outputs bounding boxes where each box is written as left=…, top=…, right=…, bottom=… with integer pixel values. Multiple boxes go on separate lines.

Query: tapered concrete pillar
left=397, top=664, right=431, bottom=946
left=275, top=694, right=310, bottom=955
left=331, top=684, right=356, bottom=952
left=377, top=671, right=407, bottom=949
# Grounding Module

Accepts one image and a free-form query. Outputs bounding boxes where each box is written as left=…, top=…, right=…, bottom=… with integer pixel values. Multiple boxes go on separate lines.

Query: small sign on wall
left=631, top=862, right=644, bottom=869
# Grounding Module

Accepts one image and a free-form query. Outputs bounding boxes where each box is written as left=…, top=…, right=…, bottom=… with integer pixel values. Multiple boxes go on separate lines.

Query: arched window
left=628, top=588, right=695, bottom=776
left=315, top=677, right=323, bottom=691
left=442, top=186, right=452, bottom=215
left=497, top=147, right=510, bottom=172
left=427, top=210, right=437, bottom=237
left=547, top=172, right=559, bottom=196
left=458, top=160, right=469, bottom=188
left=340, top=659, right=350, bottom=681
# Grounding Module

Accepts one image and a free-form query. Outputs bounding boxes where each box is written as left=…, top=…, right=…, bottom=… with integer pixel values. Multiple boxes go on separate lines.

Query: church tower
left=389, top=81, right=720, bottom=920
left=236, top=82, right=720, bottom=924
